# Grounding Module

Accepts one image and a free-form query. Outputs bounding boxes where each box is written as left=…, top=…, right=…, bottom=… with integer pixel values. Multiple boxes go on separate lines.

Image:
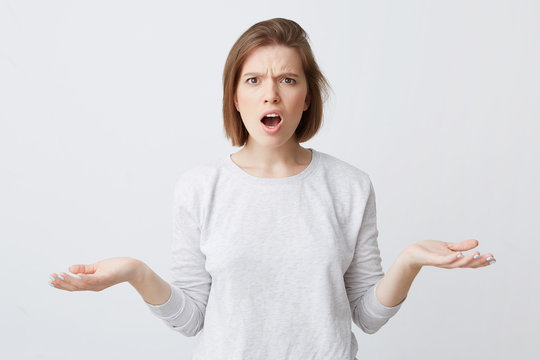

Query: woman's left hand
left=404, top=239, right=496, bottom=269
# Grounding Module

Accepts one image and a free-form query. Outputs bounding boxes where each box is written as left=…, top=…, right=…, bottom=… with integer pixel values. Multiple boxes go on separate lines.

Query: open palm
left=406, top=239, right=496, bottom=269
left=48, top=257, right=139, bottom=292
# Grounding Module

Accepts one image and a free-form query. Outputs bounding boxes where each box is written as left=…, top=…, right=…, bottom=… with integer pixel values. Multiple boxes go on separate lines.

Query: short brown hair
left=222, top=18, right=331, bottom=147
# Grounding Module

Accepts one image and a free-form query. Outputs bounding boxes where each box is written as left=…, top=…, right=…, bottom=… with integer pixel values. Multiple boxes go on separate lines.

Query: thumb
left=447, top=239, right=479, bottom=252
left=69, top=264, right=96, bottom=275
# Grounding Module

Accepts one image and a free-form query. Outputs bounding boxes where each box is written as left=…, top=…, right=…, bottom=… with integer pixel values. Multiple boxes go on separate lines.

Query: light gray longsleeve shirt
left=147, top=148, right=405, bottom=360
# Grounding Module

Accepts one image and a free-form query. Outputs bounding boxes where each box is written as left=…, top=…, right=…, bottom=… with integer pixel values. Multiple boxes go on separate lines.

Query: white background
left=1, top=0, right=538, bottom=359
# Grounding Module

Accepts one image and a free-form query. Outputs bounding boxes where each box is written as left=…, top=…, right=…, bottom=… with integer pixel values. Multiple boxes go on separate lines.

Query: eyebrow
left=241, top=72, right=300, bottom=78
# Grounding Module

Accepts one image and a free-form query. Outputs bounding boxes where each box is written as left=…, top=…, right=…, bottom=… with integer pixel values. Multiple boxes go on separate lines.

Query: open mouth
left=260, top=114, right=282, bottom=128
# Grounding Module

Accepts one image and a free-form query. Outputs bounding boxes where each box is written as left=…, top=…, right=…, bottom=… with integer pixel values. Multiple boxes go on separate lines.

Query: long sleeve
left=142, top=149, right=406, bottom=358
left=344, top=178, right=404, bottom=334
left=146, top=174, right=212, bottom=337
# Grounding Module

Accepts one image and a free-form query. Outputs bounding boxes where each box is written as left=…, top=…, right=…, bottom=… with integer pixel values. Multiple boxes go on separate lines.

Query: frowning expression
left=234, top=44, right=310, bottom=145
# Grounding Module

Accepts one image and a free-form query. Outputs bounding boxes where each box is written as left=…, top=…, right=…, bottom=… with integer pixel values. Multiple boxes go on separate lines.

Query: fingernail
left=486, top=256, right=493, bottom=261
left=473, top=254, right=480, bottom=259
left=489, top=260, right=496, bottom=265
left=48, top=283, right=55, bottom=287
left=49, top=276, right=56, bottom=281
left=58, top=275, right=65, bottom=281
left=457, top=253, right=464, bottom=258
left=76, top=275, right=82, bottom=280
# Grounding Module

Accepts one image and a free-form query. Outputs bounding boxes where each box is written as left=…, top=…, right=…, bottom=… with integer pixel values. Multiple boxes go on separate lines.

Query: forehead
left=241, top=44, right=303, bottom=73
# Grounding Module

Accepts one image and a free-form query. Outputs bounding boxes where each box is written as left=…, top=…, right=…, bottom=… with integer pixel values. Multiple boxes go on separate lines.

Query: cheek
left=290, top=91, right=308, bottom=110
left=235, top=88, right=255, bottom=108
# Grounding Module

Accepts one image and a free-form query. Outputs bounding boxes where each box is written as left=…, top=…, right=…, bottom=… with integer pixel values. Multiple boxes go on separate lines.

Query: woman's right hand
left=48, top=257, right=142, bottom=292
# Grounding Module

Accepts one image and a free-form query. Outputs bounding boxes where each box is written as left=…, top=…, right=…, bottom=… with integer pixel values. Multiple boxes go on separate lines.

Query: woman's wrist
left=127, top=258, right=148, bottom=286
left=400, top=246, right=424, bottom=272
left=126, top=259, right=172, bottom=305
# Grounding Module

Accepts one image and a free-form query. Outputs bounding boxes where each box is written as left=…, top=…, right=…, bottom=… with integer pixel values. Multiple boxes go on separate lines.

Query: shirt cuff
left=362, top=281, right=405, bottom=319
left=145, top=283, right=186, bottom=319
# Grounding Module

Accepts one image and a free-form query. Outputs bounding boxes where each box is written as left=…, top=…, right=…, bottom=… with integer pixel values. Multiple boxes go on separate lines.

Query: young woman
left=48, top=18, right=496, bottom=359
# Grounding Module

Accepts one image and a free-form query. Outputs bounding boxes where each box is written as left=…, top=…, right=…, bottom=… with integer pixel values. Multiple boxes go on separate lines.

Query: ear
left=303, top=93, right=311, bottom=111
left=233, top=93, right=239, bottom=112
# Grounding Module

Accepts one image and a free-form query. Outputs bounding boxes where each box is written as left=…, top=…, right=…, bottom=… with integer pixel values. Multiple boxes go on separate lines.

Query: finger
left=434, top=250, right=475, bottom=268
left=49, top=272, right=85, bottom=291
left=469, top=253, right=497, bottom=268
left=442, top=251, right=467, bottom=265
left=48, top=272, right=76, bottom=291
left=449, top=252, right=497, bottom=269
left=447, top=239, right=479, bottom=252
left=453, top=251, right=482, bottom=268
left=69, top=264, right=96, bottom=275
left=427, top=252, right=459, bottom=267
left=48, top=273, right=59, bottom=289
left=67, top=272, right=103, bottom=290
left=52, top=272, right=79, bottom=291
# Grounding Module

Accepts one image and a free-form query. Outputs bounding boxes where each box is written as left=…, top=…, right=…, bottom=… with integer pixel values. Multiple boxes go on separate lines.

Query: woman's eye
left=247, top=78, right=258, bottom=84
left=283, top=78, right=296, bottom=84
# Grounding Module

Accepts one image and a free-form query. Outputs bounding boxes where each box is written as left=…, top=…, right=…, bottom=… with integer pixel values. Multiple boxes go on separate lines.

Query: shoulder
left=315, top=149, right=373, bottom=190
left=173, top=157, right=222, bottom=198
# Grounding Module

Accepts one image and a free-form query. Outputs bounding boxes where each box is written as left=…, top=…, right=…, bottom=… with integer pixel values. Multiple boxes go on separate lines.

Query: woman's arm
left=375, top=239, right=496, bottom=307
left=375, top=250, right=421, bottom=307
left=129, top=260, right=171, bottom=305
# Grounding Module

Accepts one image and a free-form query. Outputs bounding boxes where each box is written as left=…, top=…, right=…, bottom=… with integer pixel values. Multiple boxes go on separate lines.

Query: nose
left=263, top=80, right=280, bottom=104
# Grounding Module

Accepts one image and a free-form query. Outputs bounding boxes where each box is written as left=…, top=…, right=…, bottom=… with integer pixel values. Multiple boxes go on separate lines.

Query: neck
left=235, top=137, right=310, bottom=170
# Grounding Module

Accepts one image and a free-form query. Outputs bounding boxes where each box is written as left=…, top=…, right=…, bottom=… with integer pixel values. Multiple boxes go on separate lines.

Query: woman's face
left=234, top=44, right=310, bottom=147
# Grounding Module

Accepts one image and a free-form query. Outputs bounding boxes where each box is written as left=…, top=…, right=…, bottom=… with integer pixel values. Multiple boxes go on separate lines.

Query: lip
left=261, top=118, right=283, bottom=134
left=260, top=109, right=283, bottom=121
left=260, top=109, right=283, bottom=135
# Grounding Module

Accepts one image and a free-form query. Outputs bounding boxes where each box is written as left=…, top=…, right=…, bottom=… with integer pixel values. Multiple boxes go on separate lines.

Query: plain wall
left=1, top=0, right=538, bottom=359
